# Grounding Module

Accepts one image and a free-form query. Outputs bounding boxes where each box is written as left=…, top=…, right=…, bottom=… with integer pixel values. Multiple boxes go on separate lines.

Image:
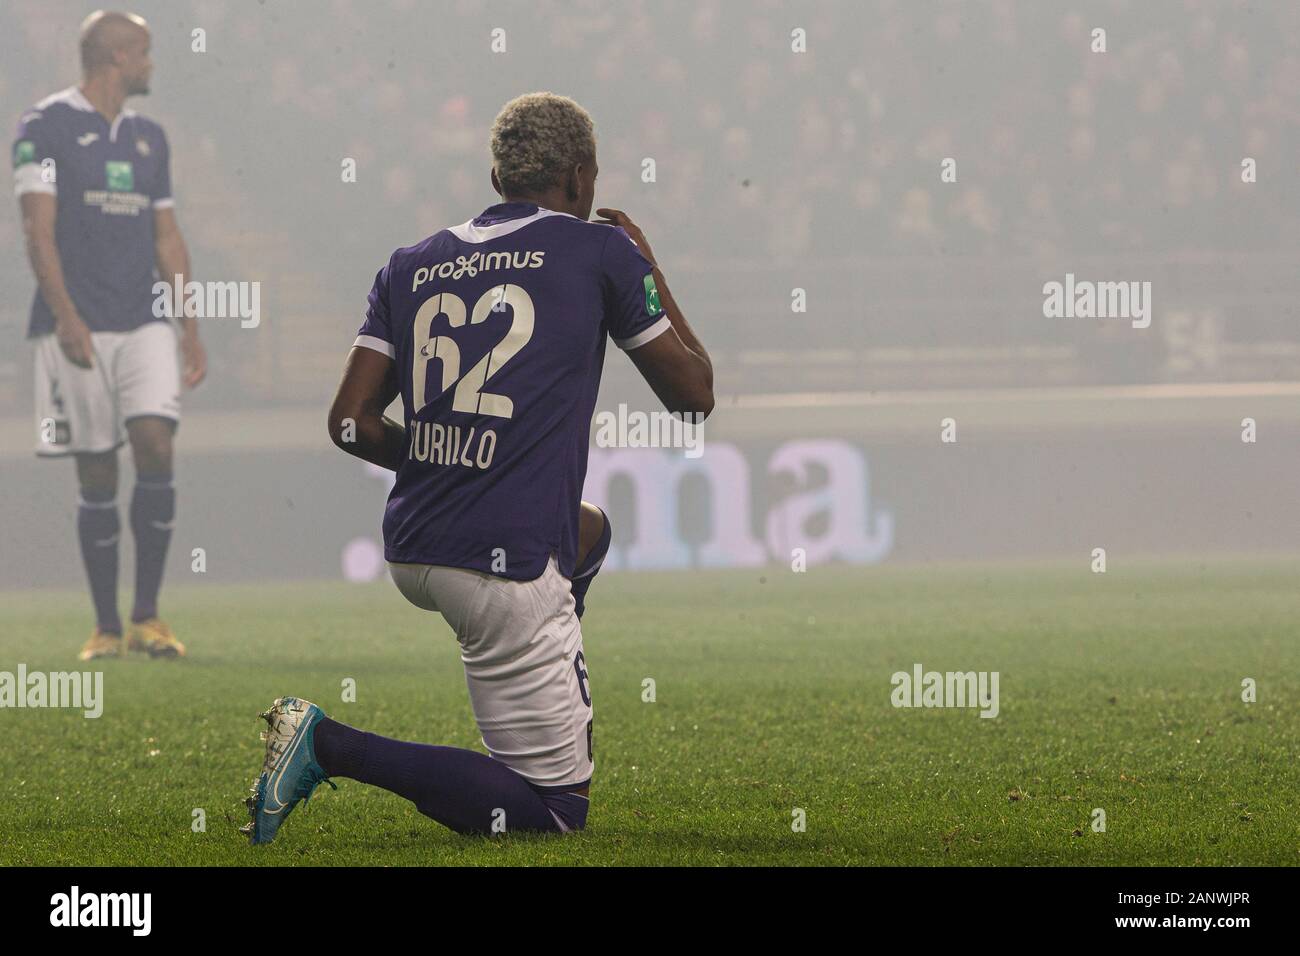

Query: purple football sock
left=77, top=489, right=122, bottom=635
left=129, top=472, right=174, bottom=622
left=571, top=509, right=611, bottom=619
left=313, top=717, right=587, bottom=834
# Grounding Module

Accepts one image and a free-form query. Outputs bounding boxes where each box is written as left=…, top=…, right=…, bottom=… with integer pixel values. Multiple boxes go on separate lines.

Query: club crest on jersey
left=105, top=160, right=134, bottom=192
left=135, top=137, right=151, bottom=157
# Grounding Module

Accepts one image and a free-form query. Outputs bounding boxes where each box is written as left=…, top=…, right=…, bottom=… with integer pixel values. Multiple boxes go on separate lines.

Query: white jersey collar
left=448, top=204, right=581, bottom=244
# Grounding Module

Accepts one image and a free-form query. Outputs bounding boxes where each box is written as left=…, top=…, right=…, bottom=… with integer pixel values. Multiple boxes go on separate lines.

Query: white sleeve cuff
left=614, top=315, right=671, bottom=351
left=353, top=333, right=395, bottom=359
left=14, top=165, right=55, bottom=197
left=152, top=197, right=175, bottom=209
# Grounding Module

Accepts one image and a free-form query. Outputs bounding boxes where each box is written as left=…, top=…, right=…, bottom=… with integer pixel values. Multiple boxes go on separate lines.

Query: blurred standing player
left=13, top=11, right=205, bottom=660
left=243, top=92, right=713, bottom=842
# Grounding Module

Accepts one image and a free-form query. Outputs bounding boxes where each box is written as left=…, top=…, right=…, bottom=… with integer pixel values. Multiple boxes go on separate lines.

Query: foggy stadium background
left=2, top=0, right=1297, bottom=589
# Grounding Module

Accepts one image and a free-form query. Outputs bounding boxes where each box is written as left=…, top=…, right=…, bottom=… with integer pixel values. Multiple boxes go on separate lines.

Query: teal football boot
left=242, top=696, right=336, bottom=845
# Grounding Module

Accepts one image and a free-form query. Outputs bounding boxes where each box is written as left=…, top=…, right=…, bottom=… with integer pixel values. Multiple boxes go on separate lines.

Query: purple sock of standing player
left=313, top=717, right=587, bottom=834
left=77, top=487, right=122, bottom=635
left=129, top=471, right=174, bottom=622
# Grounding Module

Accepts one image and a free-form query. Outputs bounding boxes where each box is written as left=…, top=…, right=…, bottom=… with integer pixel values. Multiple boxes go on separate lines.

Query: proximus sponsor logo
left=412, top=250, right=545, bottom=292
left=890, top=663, right=1000, bottom=718
left=0, top=665, right=103, bottom=718
left=49, top=886, right=151, bottom=936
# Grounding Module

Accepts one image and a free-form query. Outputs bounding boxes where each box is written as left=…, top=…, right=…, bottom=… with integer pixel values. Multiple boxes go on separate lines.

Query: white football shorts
left=387, top=555, right=593, bottom=792
left=34, top=321, right=181, bottom=457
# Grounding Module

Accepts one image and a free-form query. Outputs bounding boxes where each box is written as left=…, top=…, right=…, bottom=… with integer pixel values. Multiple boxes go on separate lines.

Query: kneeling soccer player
left=242, top=91, right=713, bottom=842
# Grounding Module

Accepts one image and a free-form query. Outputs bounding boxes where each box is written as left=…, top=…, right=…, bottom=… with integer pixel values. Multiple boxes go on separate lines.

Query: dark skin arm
left=625, top=306, right=714, bottom=419
left=594, top=208, right=714, bottom=419
left=327, top=345, right=406, bottom=471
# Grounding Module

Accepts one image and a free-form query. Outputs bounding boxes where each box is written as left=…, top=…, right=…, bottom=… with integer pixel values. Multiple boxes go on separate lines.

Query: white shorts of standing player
left=387, top=555, right=594, bottom=793
left=33, top=320, right=181, bottom=457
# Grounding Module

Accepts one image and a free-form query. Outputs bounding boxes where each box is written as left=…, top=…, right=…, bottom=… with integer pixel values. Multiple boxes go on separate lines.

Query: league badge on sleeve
left=643, top=273, right=661, bottom=315
left=13, top=139, right=36, bottom=167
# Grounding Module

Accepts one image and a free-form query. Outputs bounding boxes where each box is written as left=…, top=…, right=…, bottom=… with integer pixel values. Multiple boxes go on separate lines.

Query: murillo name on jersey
left=407, top=422, right=498, bottom=471
left=355, top=201, right=671, bottom=581
left=11, top=86, right=174, bottom=337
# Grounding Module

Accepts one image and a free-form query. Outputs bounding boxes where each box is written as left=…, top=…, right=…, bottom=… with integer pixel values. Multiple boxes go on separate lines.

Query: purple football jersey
left=12, top=87, right=174, bottom=337
left=355, top=201, right=670, bottom=581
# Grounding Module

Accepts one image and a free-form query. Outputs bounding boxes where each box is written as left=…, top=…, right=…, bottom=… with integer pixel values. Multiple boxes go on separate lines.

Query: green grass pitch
left=1, top=558, right=1297, bottom=866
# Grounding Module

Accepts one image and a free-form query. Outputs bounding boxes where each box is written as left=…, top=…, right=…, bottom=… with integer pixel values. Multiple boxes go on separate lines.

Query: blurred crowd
left=2, top=0, right=1296, bottom=404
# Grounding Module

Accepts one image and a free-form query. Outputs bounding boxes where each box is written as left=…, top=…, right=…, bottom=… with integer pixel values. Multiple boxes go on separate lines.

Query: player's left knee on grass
left=422, top=786, right=588, bottom=837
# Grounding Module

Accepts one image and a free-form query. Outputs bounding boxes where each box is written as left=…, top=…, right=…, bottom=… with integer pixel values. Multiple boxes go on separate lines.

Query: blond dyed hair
left=490, top=92, right=596, bottom=197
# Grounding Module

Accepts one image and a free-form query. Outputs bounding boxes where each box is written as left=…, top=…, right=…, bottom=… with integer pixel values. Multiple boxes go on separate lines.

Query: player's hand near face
left=596, top=206, right=714, bottom=419
left=180, top=325, right=206, bottom=388
left=594, top=208, right=657, bottom=266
